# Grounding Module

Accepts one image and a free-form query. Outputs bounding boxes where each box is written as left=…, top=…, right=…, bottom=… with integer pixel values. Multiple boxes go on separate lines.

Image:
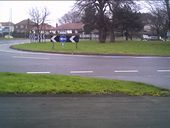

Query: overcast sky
left=0, top=1, right=76, bottom=26
left=0, top=1, right=149, bottom=27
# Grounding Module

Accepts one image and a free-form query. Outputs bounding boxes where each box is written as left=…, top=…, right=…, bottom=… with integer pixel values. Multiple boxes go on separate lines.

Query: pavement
left=0, top=96, right=170, bottom=128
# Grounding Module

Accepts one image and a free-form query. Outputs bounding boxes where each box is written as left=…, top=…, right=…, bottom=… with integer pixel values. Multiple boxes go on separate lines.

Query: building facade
left=56, top=22, right=84, bottom=34
left=0, top=22, right=14, bottom=34
left=14, top=19, right=35, bottom=33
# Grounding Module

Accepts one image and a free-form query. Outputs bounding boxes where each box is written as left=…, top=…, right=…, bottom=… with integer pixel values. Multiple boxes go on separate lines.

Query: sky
left=0, top=1, right=149, bottom=27
left=0, top=1, right=76, bottom=27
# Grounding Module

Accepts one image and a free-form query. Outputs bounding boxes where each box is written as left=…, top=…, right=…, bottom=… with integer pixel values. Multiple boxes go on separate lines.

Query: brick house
left=56, top=22, right=84, bottom=34
left=14, top=19, right=35, bottom=33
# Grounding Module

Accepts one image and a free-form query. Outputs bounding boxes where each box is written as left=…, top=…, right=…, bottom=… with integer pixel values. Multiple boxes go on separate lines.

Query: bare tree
left=59, top=11, right=81, bottom=24
left=146, top=1, right=168, bottom=39
left=29, top=7, right=50, bottom=42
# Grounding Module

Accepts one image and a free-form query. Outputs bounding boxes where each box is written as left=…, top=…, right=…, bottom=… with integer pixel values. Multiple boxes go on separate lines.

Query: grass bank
left=11, top=40, right=170, bottom=56
left=0, top=72, right=169, bottom=96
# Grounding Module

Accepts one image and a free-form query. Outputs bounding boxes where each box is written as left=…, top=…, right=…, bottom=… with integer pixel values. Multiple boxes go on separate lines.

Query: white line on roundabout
left=13, top=56, right=50, bottom=60
left=70, top=70, right=94, bottom=74
left=27, top=72, right=50, bottom=74
left=114, top=70, right=138, bottom=73
left=157, top=70, right=170, bottom=72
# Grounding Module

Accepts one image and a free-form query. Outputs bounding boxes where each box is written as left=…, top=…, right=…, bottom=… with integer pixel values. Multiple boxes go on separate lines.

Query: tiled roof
left=40, top=23, right=55, bottom=30
left=57, top=22, right=84, bottom=30
left=15, top=19, right=35, bottom=25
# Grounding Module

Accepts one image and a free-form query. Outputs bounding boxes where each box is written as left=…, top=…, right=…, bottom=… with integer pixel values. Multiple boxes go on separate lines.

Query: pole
left=76, top=42, right=78, bottom=49
left=8, top=8, right=12, bottom=37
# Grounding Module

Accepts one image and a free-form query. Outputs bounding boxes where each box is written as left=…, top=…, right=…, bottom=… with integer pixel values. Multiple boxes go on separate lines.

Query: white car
left=142, top=35, right=164, bottom=41
left=4, top=35, right=13, bottom=39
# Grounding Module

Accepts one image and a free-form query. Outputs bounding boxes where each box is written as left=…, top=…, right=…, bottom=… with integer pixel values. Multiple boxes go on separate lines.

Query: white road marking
left=70, top=70, right=93, bottom=74
left=13, top=56, right=49, bottom=60
left=133, top=57, right=155, bottom=59
left=114, top=70, right=138, bottom=73
left=27, top=72, right=50, bottom=74
left=130, top=56, right=170, bottom=59
left=157, top=70, right=170, bottom=72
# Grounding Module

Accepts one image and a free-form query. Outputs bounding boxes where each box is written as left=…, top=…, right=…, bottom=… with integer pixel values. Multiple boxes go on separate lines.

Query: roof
left=15, top=19, right=35, bottom=25
left=57, top=22, right=84, bottom=30
left=0, top=22, right=14, bottom=26
left=40, top=23, right=56, bottom=30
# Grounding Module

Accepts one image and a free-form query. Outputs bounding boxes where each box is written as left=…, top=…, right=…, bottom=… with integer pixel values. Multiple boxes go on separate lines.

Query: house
left=15, top=19, right=55, bottom=33
left=56, top=22, right=84, bottom=34
left=39, top=23, right=56, bottom=34
left=14, top=19, right=35, bottom=33
left=0, top=22, right=14, bottom=34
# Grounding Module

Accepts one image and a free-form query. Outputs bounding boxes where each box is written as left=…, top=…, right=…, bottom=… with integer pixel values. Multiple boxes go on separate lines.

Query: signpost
left=51, top=35, right=79, bottom=49
left=59, top=35, right=67, bottom=47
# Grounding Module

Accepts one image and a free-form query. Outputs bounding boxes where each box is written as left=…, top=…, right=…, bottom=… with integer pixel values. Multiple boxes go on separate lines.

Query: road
left=0, top=39, right=170, bottom=89
left=0, top=96, right=170, bottom=128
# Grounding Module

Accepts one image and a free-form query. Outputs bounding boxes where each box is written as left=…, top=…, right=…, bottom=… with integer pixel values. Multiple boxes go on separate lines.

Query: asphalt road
left=0, top=39, right=170, bottom=89
left=0, top=96, right=170, bottom=128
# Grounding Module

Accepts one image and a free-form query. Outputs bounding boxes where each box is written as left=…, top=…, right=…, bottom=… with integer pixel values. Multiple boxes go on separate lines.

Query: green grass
left=11, top=40, right=170, bottom=56
left=0, top=72, right=169, bottom=96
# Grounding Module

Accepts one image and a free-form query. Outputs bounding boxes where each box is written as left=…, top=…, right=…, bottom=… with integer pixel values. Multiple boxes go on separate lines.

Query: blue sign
left=59, top=35, right=67, bottom=43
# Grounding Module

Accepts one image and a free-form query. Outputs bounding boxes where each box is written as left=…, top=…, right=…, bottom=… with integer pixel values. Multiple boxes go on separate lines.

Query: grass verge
left=11, top=40, right=170, bottom=56
left=0, top=72, right=169, bottom=96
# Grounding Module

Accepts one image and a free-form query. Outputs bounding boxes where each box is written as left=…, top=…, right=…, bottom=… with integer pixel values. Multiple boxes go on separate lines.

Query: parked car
left=4, top=35, right=13, bottom=39
left=142, top=35, right=164, bottom=41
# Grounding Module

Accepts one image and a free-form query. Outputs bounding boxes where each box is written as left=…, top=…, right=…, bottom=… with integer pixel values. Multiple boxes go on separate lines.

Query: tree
left=151, top=9, right=167, bottom=39
left=146, top=0, right=168, bottom=39
left=81, top=5, right=97, bottom=34
left=58, top=11, right=81, bottom=24
left=107, top=0, right=135, bottom=42
left=75, top=0, right=109, bottom=43
left=115, top=5, right=143, bottom=40
left=164, top=0, right=170, bottom=30
left=29, top=7, right=50, bottom=42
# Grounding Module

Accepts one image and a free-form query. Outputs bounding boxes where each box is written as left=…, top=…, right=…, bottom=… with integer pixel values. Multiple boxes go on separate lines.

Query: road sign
left=51, top=35, right=79, bottom=43
left=29, top=34, right=45, bottom=42
left=59, top=35, right=67, bottom=42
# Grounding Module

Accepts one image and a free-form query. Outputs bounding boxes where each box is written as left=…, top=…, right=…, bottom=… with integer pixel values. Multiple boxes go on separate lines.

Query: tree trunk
left=156, top=28, right=160, bottom=40
left=109, top=30, right=115, bottom=42
left=165, top=0, right=170, bottom=30
left=99, top=28, right=106, bottom=43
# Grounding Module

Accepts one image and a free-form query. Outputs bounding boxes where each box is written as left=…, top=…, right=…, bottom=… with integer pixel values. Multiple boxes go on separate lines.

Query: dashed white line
left=157, top=70, right=170, bottom=72
left=27, top=72, right=50, bottom=74
left=13, top=56, right=49, bottom=60
left=70, top=70, right=93, bottom=74
left=114, top=70, right=138, bottom=73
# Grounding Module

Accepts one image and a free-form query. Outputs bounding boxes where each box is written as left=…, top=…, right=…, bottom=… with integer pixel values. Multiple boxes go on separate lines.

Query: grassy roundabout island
left=11, top=40, right=170, bottom=56
left=0, top=72, right=169, bottom=96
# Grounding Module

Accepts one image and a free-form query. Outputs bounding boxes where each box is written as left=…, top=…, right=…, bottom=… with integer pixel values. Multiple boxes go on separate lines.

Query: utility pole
left=8, top=8, right=12, bottom=36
